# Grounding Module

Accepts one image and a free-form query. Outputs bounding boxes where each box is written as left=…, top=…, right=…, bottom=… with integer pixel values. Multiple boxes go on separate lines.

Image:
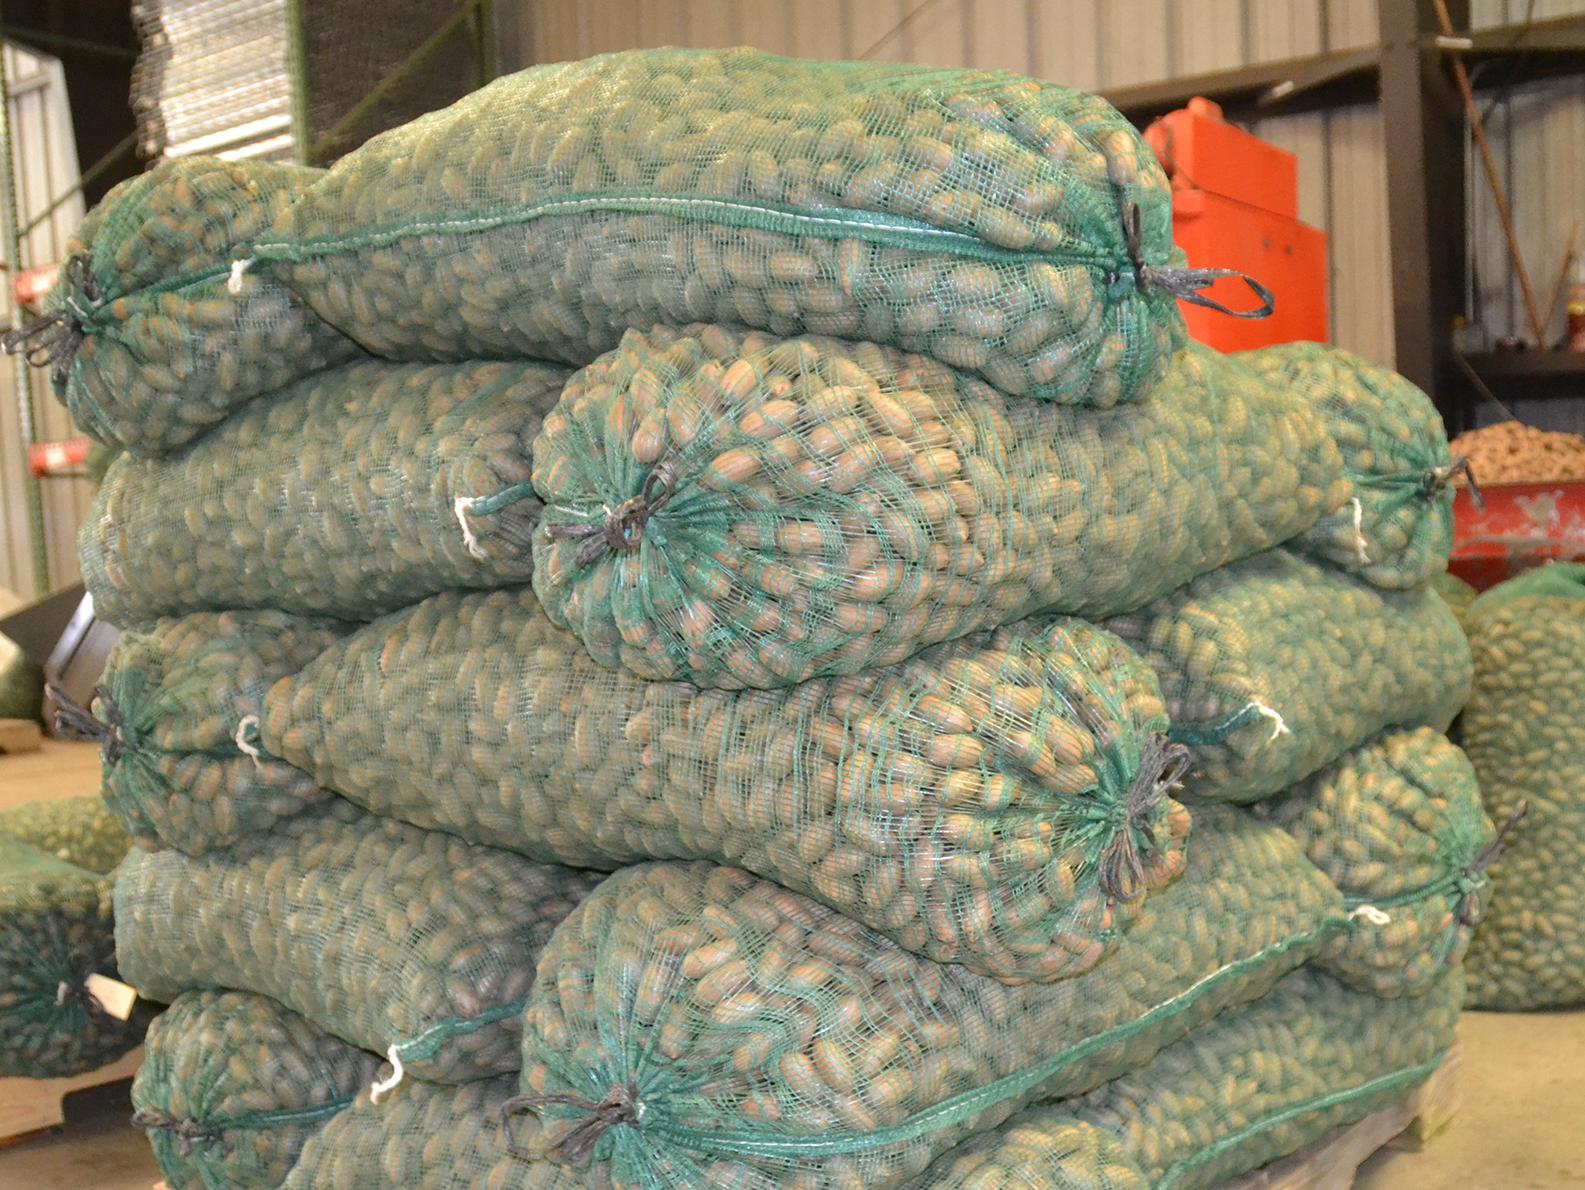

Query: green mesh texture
left=508, top=804, right=1346, bottom=1187
left=530, top=326, right=1344, bottom=688
left=262, top=584, right=1183, bottom=986
left=82, top=359, right=569, bottom=626
left=909, top=1115, right=1148, bottom=1189
left=1463, top=563, right=1585, bottom=1009
left=922, top=965, right=1461, bottom=1190
left=133, top=990, right=382, bottom=1190
left=283, top=1077, right=596, bottom=1189
left=0, top=796, right=131, bottom=875
left=1430, top=572, right=1478, bottom=632
left=1102, top=549, right=1472, bottom=803
left=92, top=611, right=346, bottom=856
left=1241, top=343, right=1454, bottom=590
left=256, top=48, right=1189, bottom=407
left=47, top=157, right=359, bottom=457
left=0, top=632, right=43, bottom=720
left=0, top=840, right=151, bottom=1078
left=113, top=801, right=607, bottom=1084
left=1256, top=728, right=1494, bottom=997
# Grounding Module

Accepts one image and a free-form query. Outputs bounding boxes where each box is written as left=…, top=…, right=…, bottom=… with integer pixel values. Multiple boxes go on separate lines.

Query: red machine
left=1449, top=482, right=1585, bottom=590
left=1146, top=98, right=1328, bottom=352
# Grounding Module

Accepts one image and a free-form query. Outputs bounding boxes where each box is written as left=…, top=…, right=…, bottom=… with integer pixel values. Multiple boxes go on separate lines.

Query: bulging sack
left=0, top=840, right=151, bottom=1078
left=113, top=801, right=606, bottom=1087
left=82, top=359, right=569, bottom=625
left=262, top=584, right=1185, bottom=986
left=532, top=325, right=1344, bottom=687
left=55, top=611, right=345, bottom=856
left=0, top=795, right=129, bottom=875
left=506, top=805, right=1345, bottom=1188
left=1256, top=727, right=1496, bottom=997
left=1242, top=342, right=1459, bottom=590
left=919, top=965, right=1461, bottom=1190
left=1103, top=550, right=1472, bottom=803
left=1463, top=563, right=1585, bottom=1009
left=251, top=49, right=1273, bottom=406
left=2, top=157, right=358, bottom=457
left=133, top=990, right=381, bottom=1190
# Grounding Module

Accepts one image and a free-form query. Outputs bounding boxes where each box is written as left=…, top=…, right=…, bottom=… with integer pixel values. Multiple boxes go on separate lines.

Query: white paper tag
left=84, top=974, right=138, bottom=1021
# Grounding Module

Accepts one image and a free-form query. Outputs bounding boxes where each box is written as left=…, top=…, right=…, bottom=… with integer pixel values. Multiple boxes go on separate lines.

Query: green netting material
left=0, top=796, right=130, bottom=875
left=506, top=804, right=1346, bottom=1187
left=1430, top=572, right=1478, bottom=631
left=261, top=583, right=1182, bottom=986
left=133, top=990, right=382, bottom=1190
left=0, top=839, right=151, bottom=1078
left=252, top=48, right=1204, bottom=407
left=919, top=965, right=1461, bottom=1190
left=1464, top=562, right=1585, bottom=1009
left=1102, top=549, right=1472, bottom=803
left=1241, top=342, right=1455, bottom=590
left=283, top=1077, right=594, bottom=1189
left=82, top=358, right=569, bottom=626
left=70, top=611, right=345, bottom=856
left=531, top=325, right=1344, bottom=688
left=0, top=629, right=42, bottom=721
left=113, top=801, right=606, bottom=1085
left=12, top=157, right=359, bottom=458
left=1256, top=727, right=1494, bottom=997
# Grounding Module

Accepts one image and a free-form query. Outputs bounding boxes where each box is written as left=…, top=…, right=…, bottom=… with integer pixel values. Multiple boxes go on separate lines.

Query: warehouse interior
left=1, top=1, right=1584, bottom=1187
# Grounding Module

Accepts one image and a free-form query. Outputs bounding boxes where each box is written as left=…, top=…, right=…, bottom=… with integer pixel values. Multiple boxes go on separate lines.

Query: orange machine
left=1145, top=98, right=1328, bottom=352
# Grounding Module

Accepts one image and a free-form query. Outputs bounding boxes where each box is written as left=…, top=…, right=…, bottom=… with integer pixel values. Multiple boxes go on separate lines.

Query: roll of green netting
left=506, top=804, right=1347, bottom=1187
left=918, top=965, right=1462, bottom=1190
left=82, top=358, right=570, bottom=627
left=530, top=325, right=1345, bottom=688
left=1240, top=342, right=1456, bottom=590
left=113, top=801, right=606, bottom=1087
left=0, top=796, right=130, bottom=875
left=1255, top=727, right=1495, bottom=997
left=282, top=1077, right=595, bottom=1189
left=1102, top=549, right=1471, bottom=804
left=64, top=611, right=345, bottom=857
left=133, top=990, right=382, bottom=1190
left=0, top=840, right=152, bottom=1078
left=1430, top=571, right=1478, bottom=632
left=3, top=157, right=359, bottom=458
left=250, top=49, right=1233, bottom=408
left=261, top=584, right=1184, bottom=986
left=1463, top=563, right=1585, bottom=1009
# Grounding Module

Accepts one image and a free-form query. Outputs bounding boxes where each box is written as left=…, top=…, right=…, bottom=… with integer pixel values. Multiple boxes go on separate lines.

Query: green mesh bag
left=0, top=796, right=130, bottom=875
left=1256, top=727, right=1495, bottom=997
left=1463, top=563, right=1585, bottom=1009
left=0, top=840, right=152, bottom=1078
left=82, top=359, right=569, bottom=626
left=919, top=965, right=1461, bottom=1190
left=1, top=158, right=359, bottom=458
left=248, top=49, right=1276, bottom=408
left=132, top=990, right=382, bottom=1190
left=504, top=804, right=1346, bottom=1187
left=0, top=630, right=42, bottom=721
left=1102, top=549, right=1472, bottom=803
left=1241, top=342, right=1458, bottom=590
left=260, top=584, right=1186, bottom=986
left=1430, top=571, right=1478, bottom=631
left=531, top=326, right=1344, bottom=688
left=53, top=611, right=345, bottom=857
left=113, top=801, right=606, bottom=1088
left=283, top=1077, right=595, bottom=1189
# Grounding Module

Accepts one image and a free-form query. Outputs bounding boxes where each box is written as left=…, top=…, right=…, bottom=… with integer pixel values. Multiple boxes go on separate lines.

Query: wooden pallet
left=1227, top=1042, right=1462, bottom=1189
left=0, top=1047, right=142, bottom=1145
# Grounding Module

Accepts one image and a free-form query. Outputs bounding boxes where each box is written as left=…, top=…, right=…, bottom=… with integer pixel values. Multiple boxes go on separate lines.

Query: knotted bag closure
left=55, top=960, right=106, bottom=1021
left=1425, top=455, right=1483, bottom=510
left=131, top=1107, right=222, bottom=1156
left=47, top=682, right=127, bottom=764
left=0, top=254, right=100, bottom=387
left=1121, top=203, right=1275, bottom=319
left=1096, top=735, right=1192, bottom=903
left=545, top=461, right=680, bottom=569
left=500, top=1083, right=639, bottom=1165
left=1458, top=799, right=1527, bottom=927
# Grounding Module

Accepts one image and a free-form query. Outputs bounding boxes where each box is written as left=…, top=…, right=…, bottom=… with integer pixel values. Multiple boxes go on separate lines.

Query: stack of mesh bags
left=38, top=47, right=1487, bottom=1189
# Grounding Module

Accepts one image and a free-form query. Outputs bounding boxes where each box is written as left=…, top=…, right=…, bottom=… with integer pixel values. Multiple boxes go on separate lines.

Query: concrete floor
left=2, top=743, right=1583, bottom=1188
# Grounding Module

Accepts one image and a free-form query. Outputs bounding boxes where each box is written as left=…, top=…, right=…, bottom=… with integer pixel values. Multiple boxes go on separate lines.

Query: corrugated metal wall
left=0, top=44, right=91, bottom=599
